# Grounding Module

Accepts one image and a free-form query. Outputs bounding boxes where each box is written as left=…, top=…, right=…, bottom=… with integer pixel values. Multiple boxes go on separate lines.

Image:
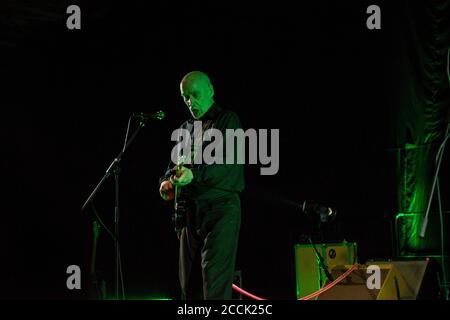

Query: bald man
left=159, top=71, right=245, bottom=300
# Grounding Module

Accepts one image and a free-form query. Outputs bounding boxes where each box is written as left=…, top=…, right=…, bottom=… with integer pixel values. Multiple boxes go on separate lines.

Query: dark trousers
left=179, top=194, right=241, bottom=300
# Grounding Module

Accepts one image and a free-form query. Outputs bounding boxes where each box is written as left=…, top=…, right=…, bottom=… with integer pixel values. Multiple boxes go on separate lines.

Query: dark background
left=1, top=0, right=425, bottom=299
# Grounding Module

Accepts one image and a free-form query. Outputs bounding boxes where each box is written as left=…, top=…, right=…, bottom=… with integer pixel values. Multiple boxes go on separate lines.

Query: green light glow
left=397, top=144, right=436, bottom=255
left=134, top=297, right=172, bottom=300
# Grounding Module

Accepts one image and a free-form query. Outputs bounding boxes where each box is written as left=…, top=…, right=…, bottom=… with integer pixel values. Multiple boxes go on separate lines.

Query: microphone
left=132, top=110, right=165, bottom=121
left=301, top=200, right=337, bottom=223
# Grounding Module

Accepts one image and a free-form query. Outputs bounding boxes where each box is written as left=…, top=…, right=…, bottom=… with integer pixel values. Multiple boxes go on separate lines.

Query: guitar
left=172, top=156, right=187, bottom=235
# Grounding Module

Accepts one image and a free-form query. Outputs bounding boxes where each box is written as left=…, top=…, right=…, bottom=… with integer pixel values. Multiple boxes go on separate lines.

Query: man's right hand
left=159, top=180, right=174, bottom=201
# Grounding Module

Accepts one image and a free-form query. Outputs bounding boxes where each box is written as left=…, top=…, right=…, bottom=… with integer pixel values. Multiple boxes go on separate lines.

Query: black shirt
left=160, top=103, right=245, bottom=201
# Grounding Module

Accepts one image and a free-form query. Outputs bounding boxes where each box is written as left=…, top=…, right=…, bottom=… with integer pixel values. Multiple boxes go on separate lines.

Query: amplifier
left=294, top=241, right=357, bottom=299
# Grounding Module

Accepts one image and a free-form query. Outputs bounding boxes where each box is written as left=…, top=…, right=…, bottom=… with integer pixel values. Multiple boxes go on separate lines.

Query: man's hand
left=170, top=166, right=194, bottom=187
left=159, top=180, right=174, bottom=201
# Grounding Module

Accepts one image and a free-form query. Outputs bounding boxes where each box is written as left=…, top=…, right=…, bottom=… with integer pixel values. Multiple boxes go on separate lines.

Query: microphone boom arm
left=82, top=121, right=144, bottom=211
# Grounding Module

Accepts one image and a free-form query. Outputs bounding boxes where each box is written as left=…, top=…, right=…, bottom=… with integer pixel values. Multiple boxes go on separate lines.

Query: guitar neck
left=174, top=163, right=182, bottom=202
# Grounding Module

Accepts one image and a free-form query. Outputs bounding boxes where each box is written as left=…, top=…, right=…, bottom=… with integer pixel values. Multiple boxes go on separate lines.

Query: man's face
left=180, top=78, right=214, bottom=119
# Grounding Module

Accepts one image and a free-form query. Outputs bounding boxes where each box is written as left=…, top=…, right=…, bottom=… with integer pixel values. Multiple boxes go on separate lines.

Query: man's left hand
left=170, top=166, right=194, bottom=187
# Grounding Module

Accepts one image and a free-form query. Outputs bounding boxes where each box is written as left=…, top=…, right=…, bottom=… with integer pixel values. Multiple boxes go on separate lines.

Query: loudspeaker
left=317, top=264, right=411, bottom=300
left=316, top=260, right=441, bottom=300
left=294, top=242, right=357, bottom=299
left=366, top=259, right=441, bottom=300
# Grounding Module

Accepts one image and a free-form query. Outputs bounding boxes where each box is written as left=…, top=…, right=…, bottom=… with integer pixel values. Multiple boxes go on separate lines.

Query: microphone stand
left=81, top=118, right=148, bottom=300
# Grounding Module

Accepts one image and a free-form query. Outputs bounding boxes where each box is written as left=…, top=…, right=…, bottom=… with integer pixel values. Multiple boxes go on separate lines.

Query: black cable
left=114, top=116, right=134, bottom=300
left=122, top=116, right=133, bottom=153
left=437, top=48, right=450, bottom=301
left=307, top=236, right=334, bottom=284
left=85, top=114, right=142, bottom=300
left=91, top=202, right=117, bottom=243
left=118, top=246, right=126, bottom=299
left=435, top=125, right=450, bottom=301
left=430, top=48, right=450, bottom=300
left=91, top=202, right=126, bottom=299
left=436, top=178, right=448, bottom=300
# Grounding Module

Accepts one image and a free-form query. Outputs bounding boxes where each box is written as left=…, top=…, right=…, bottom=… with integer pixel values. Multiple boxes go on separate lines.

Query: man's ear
left=209, top=84, right=215, bottom=98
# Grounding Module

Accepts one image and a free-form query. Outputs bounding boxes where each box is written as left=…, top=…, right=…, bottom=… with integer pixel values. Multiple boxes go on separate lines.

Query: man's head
left=180, top=71, right=215, bottom=119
